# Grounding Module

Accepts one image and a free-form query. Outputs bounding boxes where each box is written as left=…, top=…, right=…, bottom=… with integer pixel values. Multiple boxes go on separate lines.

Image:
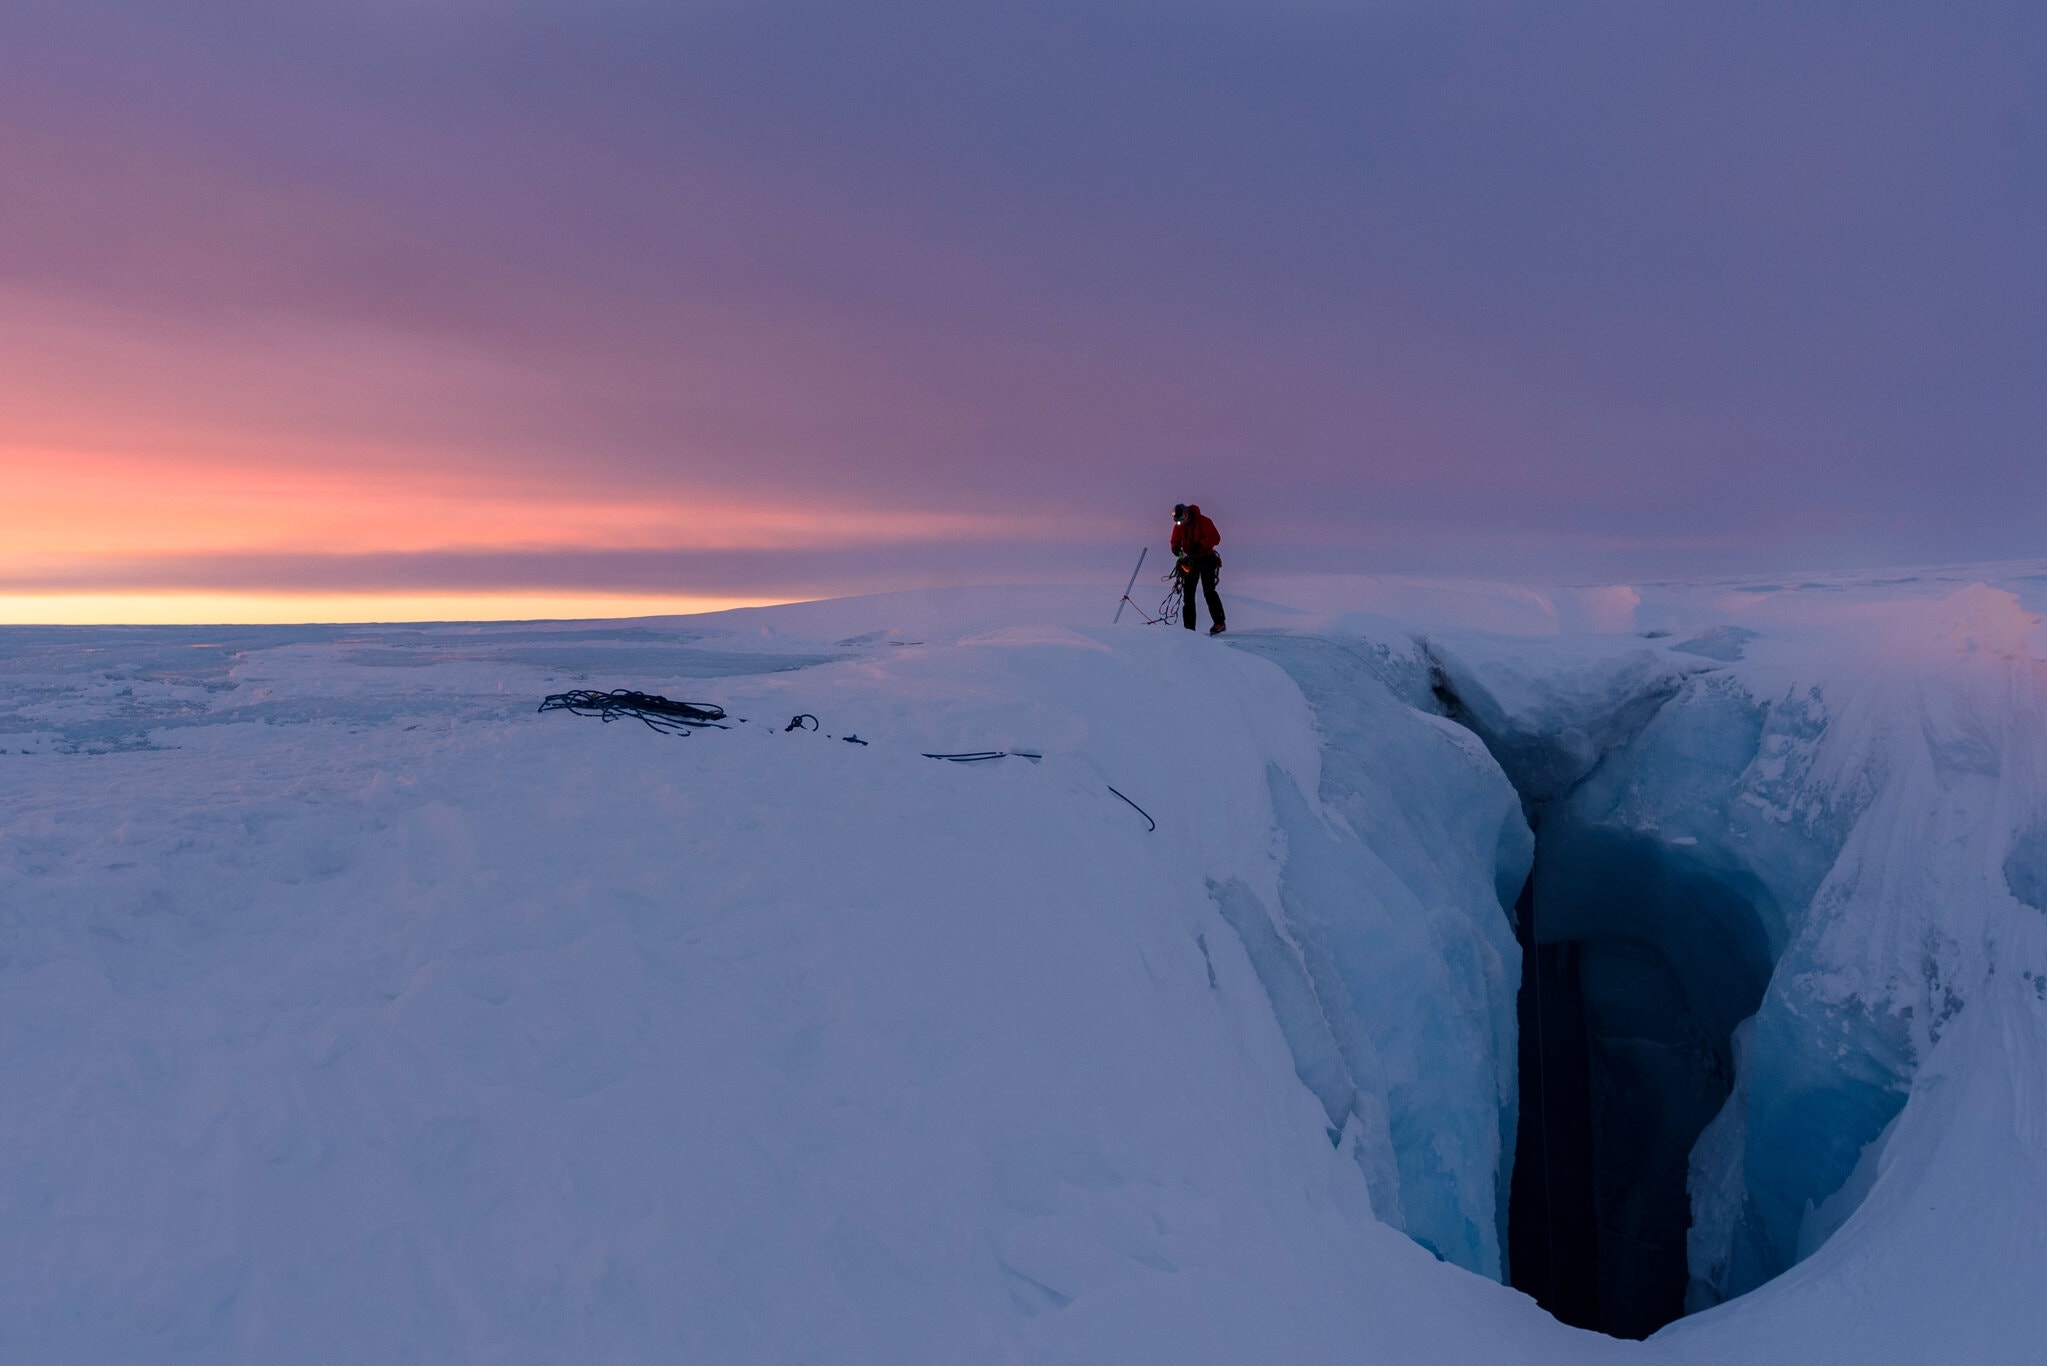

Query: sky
left=3, top=0, right=2044, bottom=622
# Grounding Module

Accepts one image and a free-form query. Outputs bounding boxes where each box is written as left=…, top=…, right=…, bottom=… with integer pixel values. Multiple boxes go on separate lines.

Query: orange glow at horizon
left=0, top=589, right=795, bottom=627
left=2, top=445, right=1019, bottom=577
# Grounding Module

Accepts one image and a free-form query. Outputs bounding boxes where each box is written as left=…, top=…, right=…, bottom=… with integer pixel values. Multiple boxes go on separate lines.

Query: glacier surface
left=1, top=568, right=2044, bottom=1362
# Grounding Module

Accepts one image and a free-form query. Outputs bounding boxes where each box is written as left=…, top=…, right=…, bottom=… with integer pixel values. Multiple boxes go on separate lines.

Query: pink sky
left=4, top=2, right=2042, bottom=622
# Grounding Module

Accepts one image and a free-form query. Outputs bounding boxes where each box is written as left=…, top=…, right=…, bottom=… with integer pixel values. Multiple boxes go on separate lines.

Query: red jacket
left=1172, top=506, right=1221, bottom=561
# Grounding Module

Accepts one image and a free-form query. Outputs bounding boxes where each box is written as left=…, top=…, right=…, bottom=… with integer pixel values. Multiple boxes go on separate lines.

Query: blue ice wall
left=1224, top=636, right=1530, bottom=1280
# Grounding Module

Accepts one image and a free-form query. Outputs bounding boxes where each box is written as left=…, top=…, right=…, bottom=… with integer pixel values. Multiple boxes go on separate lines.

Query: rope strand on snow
left=920, top=750, right=1044, bottom=763
left=1106, top=785, right=1156, bottom=832
left=541, top=691, right=1150, bottom=832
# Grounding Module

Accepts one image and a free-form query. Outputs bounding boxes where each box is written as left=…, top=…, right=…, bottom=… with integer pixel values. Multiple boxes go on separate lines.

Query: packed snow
left=3, top=566, right=2045, bottom=1363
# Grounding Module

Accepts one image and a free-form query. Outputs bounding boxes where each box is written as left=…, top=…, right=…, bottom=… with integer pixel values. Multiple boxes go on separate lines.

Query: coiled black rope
left=538, top=689, right=729, bottom=736
left=1156, top=573, right=1184, bottom=627
left=1120, top=571, right=1184, bottom=626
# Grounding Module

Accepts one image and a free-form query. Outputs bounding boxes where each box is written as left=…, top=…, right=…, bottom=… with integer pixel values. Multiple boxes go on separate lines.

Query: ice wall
left=1225, top=634, right=1531, bottom=1279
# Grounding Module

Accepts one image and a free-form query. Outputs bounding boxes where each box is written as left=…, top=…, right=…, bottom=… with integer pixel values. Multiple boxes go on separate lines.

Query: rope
left=1117, top=571, right=1183, bottom=626
left=1106, top=785, right=1156, bottom=831
left=541, top=691, right=1151, bottom=832
left=922, top=753, right=1151, bottom=832
left=919, top=750, right=1044, bottom=763
left=537, top=689, right=729, bottom=735
left=1157, top=574, right=1184, bottom=626
left=1113, top=546, right=1186, bottom=626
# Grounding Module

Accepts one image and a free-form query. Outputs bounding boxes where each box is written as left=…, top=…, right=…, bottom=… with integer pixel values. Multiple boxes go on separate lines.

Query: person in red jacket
left=1170, top=503, right=1226, bottom=635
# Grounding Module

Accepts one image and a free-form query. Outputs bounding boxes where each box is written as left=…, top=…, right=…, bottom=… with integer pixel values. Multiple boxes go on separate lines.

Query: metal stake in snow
left=1113, top=547, right=1147, bottom=624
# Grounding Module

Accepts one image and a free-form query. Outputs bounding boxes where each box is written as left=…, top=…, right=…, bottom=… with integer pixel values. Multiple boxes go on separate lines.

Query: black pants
left=1180, top=556, right=1225, bottom=630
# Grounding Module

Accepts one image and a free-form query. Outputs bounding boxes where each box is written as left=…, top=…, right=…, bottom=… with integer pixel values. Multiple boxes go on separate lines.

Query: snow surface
left=3, top=567, right=2045, bottom=1363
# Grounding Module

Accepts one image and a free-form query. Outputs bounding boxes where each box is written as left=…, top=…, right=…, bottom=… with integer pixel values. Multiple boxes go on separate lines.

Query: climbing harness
left=537, top=689, right=729, bottom=735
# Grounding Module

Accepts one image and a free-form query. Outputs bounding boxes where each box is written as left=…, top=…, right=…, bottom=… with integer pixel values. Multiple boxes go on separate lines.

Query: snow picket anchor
left=1113, top=546, right=1149, bottom=623
left=1111, top=546, right=1182, bottom=627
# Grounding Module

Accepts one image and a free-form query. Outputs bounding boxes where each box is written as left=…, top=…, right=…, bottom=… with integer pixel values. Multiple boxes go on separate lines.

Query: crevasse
left=1226, top=590, right=2044, bottom=1339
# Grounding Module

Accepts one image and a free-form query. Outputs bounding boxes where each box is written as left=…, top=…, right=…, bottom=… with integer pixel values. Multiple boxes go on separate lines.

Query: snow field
left=4, top=570, right=2046, bottom=1363
left=0, top=619, right=1595, bottom=1363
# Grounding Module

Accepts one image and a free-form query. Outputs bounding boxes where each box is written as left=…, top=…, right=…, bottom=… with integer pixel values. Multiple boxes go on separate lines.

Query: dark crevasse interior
left=1506, top=826, right=1775, bottom=1340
